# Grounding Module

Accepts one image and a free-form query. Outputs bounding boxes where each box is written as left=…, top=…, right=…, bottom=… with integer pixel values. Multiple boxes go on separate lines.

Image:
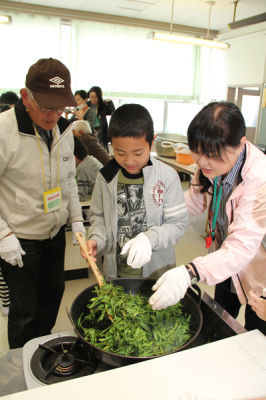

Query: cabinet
left=64, top=229, right=88, bottom=271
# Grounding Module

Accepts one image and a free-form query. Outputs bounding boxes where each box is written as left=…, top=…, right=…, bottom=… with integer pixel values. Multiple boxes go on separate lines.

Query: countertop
left=1, top=330, right=266, bottom=400
left=150, top=152, right=196, bottom=175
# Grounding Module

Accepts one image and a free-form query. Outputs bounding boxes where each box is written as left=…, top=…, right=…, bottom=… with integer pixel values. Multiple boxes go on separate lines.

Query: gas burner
left=30, top=336, right=99, bottom=385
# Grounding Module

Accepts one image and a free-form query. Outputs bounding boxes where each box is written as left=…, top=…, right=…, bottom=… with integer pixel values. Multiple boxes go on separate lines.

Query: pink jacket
left=185, top=141, right=266, bottom=304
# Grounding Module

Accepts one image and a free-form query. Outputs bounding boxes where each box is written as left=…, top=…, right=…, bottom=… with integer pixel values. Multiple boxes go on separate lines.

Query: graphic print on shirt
left=117, top=183, right=146, bottom=265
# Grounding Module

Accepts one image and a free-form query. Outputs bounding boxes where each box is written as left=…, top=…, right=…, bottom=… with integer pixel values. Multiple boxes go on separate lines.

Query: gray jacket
left=76, top=156, right=103, bottom=201
left=88, top=156, right=189, bottom=280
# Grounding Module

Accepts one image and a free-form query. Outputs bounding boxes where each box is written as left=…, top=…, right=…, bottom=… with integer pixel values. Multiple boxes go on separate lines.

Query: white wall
left=208, top=25, right=266, bottom=101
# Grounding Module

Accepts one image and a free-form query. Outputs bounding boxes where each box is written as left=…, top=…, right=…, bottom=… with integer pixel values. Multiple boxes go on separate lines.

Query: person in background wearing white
left=149, top=101, right=266, bottom=335
left=74, top=136, right=103, bottom=202
left=0, top=58, right=86, bottom=349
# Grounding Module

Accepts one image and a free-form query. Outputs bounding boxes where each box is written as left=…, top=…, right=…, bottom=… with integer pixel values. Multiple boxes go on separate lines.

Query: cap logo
left=49, top=76, right=65, bottom=88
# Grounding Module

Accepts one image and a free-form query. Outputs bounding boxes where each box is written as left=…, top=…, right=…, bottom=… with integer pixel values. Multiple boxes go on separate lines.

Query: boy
left=86, top=104, right=188, bottom=280
left=74, top=136, right=103, bottom=202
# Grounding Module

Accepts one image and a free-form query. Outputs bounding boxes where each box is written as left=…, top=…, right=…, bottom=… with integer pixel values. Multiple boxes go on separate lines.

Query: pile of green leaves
left=78, top=281, right=192, bottom=357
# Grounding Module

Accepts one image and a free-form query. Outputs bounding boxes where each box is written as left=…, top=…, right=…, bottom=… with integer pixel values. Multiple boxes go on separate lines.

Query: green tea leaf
left=79, top=281, right=192, bottom=357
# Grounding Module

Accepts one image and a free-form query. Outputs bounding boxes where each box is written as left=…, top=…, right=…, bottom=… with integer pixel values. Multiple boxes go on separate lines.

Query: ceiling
left=3, top=0, right=266, bottom=33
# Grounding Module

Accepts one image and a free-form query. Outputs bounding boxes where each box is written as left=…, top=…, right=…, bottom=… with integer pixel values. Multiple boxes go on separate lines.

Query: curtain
left=0, top=11, right=61, bottom=92
left=70, top=20, right=201, bottom=101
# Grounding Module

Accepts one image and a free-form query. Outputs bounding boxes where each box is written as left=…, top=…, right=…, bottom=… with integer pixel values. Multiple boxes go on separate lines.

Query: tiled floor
left=0, top=181, right=245, bottom=353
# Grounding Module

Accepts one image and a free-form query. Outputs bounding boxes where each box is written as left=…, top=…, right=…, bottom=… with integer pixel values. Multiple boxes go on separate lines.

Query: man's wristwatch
left=185, top=265, right=198, bottom=285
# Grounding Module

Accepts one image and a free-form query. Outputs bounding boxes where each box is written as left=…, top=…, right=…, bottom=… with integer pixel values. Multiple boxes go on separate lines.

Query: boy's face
left=112, top=135, right=154, bottom=174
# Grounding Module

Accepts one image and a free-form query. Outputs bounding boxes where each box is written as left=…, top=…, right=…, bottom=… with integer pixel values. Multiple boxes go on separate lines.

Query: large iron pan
left=69, top=278, right=203, bottom=368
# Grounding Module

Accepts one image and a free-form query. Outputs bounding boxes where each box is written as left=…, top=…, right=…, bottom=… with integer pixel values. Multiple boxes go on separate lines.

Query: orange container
left=175, top=153, right=194, bottom=165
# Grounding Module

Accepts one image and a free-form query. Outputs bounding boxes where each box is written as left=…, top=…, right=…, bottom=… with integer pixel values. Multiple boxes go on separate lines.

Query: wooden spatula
left=75, top=232, right=104, bottom=287
left=75, top=232, right=113, bottom=323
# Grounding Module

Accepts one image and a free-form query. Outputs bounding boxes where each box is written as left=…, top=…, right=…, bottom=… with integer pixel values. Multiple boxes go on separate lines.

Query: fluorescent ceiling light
left=147, top=32, right=230, bottom=50
left=147, top=1, right=229, bottom=50
left=0, top=15, right=12, bottom=24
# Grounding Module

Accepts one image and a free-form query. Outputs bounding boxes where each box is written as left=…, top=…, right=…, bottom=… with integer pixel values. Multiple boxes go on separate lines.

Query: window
left=166, top=102, right=203, bottom=135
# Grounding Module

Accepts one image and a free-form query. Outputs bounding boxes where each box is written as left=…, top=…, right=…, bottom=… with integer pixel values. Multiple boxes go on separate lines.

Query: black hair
left=87, top=86, right=104, bottom=106
left=109, top=104, right=154, bottom=147
left=74, top=136, right=88, bottom=160
left=74, top=90, right=87, bottom=100
left=188, top=101, right=246, bottom=193
left=0, top=105, right=11, bottom=113
left=0, top=91, right=19, bottom=106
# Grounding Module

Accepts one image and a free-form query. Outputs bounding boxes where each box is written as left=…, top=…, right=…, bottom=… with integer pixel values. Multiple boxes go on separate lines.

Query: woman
left=67, top=90, right=96, bottom=131
left=87, top=86, right=115, bottom=151
left=149, top=101, right=266, bottom=334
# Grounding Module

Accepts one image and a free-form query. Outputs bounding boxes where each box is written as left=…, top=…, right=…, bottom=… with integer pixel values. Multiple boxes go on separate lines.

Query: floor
left=0, top=181, right=245, bottom=353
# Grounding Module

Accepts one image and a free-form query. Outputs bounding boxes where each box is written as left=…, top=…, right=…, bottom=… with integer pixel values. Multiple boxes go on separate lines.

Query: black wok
left=69, top=278, right=203, bottom=368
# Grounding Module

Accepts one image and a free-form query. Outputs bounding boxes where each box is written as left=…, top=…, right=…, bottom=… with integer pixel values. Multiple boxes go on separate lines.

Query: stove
left=22, top=291, right=247, bottom=390
left=23, top=330, right=113, bottom=390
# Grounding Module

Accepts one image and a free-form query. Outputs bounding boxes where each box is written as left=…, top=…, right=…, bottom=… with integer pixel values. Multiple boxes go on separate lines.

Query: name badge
left=43, top=187, right=62, bottom=214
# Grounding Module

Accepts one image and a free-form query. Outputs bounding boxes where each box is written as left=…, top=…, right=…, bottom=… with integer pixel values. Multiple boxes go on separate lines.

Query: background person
left=85, top=104, right=188, bottom=280
left=0, top=91, right=19, bottom=112
left=0, top=58, right=86, bottom=349
left=74, top=136, right=103, bottom=202
left=72, top=120, right=111, bottom=166
left=149, top=101, right=266, bottom=335
left=66, top=90, right=96, bottom=132
left=87, top=86, right=115, bottom=151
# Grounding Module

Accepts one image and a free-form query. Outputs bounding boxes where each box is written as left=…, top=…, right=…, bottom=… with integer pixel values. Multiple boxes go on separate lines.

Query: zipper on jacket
left=230, top=200, right=248, bottom=304
left=236, top=274, right=248, bottom=303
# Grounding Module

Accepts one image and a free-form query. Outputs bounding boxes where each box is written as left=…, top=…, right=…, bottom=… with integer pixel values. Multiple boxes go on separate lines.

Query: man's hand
left=120, top=233, right=152, bottom=269
left=149, top=265, right=191, bottom=310
left=0, top=234, right=26, bottom=268
left=248, top=290, right=266, bottom=321
left=72, top=222, right=86, bottom=245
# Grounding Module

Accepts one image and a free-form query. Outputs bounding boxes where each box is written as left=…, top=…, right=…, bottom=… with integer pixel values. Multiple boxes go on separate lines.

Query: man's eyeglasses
left=28, top=91, right=65, bottom=113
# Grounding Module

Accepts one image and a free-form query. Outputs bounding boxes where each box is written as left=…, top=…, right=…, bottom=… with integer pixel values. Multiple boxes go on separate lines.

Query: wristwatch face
left=186, top=266, right=198, bottom=285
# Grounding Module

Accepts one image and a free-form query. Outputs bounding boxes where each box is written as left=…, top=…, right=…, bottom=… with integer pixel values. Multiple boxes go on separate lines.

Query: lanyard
left=33, top=124, right=60, bottom=190
left=205, top=177, right=223, bottom=248
left=211, top=177, right=223, bottom=239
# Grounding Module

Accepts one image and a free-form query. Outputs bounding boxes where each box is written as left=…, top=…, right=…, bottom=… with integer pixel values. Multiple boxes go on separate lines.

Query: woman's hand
left=72, top=108, right=79, bottom=116
left=248, top=290, right=266, bottom=321
left=72, top=108, right=84, bottom=120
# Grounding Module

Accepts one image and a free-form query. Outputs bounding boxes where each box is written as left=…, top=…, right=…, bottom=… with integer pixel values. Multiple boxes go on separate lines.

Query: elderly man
left=0, top=58, right=86, bottom=349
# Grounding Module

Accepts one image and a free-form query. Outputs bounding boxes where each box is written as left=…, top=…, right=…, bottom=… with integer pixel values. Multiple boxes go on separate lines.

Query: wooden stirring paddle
left=75, top=232, right=104, bottom=287
left=75, top=232, right=113, bottom=322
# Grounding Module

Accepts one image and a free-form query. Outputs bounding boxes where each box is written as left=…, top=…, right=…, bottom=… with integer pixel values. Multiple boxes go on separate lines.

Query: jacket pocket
left=9, top=190, right=38, bottom=224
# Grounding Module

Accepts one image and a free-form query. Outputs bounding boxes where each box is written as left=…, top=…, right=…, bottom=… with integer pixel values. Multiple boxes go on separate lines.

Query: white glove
left=72, top=222, right=86, bottom=245
left=149, top=265, right=191, bottom=310
left=120, top=233, right=152, bottom=269
left=0, top=234, right=26, bottom=268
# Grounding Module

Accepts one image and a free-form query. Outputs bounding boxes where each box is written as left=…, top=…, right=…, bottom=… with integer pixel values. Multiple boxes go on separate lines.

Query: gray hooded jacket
left=88, top=156, right=189, bottom=280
